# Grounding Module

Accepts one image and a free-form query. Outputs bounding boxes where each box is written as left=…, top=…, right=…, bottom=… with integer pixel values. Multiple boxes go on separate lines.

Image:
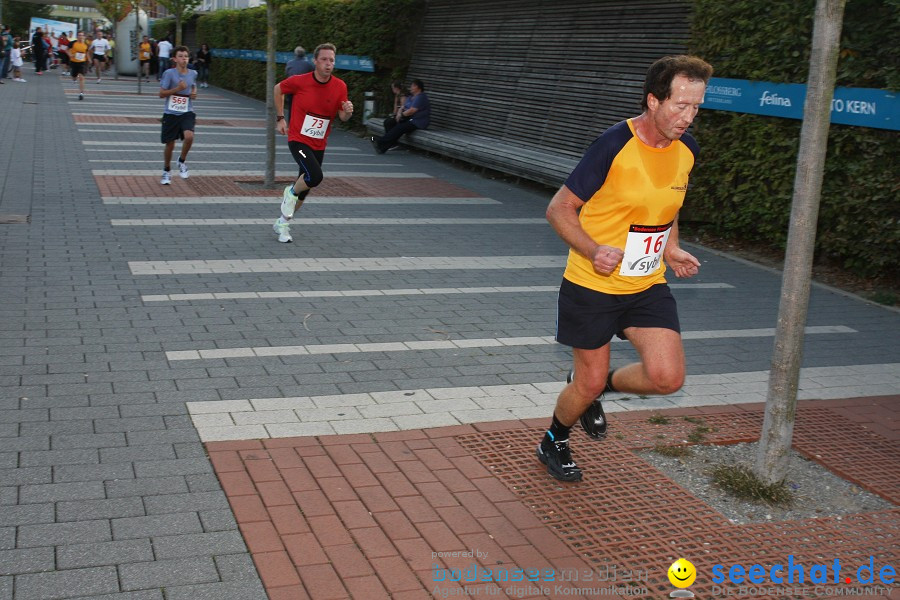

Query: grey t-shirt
left=160, top=68, right=198, bottom=115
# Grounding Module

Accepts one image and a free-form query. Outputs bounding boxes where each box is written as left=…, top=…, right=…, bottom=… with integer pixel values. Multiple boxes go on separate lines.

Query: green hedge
left=189, top=0, right=425, bottom=126
left=688, top=0, right=899, bottom=278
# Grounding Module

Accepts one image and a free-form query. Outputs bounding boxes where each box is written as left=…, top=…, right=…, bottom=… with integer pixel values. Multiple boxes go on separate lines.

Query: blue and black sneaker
left=536, top=436, right=583, bottom=482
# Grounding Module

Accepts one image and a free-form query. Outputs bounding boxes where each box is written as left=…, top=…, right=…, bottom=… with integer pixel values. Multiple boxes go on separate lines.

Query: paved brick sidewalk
left=208, top=396, right=899, bottom=599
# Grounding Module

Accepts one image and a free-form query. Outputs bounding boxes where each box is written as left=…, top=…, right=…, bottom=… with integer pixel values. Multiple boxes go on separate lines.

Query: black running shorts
left=70, top=62, right=85, bottom=78
left=160, top=112, right=196, bottom=144
left=93, top=54, right=106, bottom=62
left=556, top=279, right=680, bottom=349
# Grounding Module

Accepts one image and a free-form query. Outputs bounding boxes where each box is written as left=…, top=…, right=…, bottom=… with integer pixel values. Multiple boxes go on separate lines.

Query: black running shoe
left=567, top=369, right=608, bottom=439
left=536, top=438, right=583, bottom=482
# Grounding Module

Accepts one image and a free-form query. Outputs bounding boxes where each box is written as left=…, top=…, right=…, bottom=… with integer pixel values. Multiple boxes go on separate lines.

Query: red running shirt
left=280, top=73, right=348, bottom=150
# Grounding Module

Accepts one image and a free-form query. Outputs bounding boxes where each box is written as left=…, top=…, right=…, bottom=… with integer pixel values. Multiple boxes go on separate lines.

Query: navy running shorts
left=160, top=112, right=196, bottom=144
left=556, top=279, right=680, bottom=349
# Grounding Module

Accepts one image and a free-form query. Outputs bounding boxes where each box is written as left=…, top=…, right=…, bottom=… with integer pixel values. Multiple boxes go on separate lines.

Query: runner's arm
left=662, top=216, right=700, bottom=278
left=274, top=83, right=287, bottom=134
left=546, top=185, right=624, bottom=275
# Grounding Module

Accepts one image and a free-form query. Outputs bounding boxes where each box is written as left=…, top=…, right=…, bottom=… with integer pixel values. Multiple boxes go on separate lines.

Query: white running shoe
left=280, top=185, right=299, bottom=219
left=273, top=219, right=292, bottom=243
left=160, top=170, right=171, bottom=185
left=178, top=160, right=189, bottom=179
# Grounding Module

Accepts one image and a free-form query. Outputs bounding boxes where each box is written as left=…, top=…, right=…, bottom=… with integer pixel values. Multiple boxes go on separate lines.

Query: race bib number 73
left=619, top=222, right=673, bottom=277
left=301, top=113, right=330, bottom=139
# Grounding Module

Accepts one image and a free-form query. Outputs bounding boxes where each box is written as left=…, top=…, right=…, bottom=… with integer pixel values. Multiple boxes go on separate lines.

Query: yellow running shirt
left=562, top=118, right=699, bottom=295
left=69, top=41, right=88, bottom=63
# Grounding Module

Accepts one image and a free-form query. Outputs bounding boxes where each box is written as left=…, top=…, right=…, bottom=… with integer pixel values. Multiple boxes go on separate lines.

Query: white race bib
left=167, top=95, right=189, bottom=113
left=74, top=52, right=85, bottom=61
left=619, top=222, right=673, bottom=277
left=301, top=114, right=330, bottom=139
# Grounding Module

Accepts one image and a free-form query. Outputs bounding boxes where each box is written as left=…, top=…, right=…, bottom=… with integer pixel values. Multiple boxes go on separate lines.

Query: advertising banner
left=702, top=77, right=898, bottom=131
left=29, top=17, right=77, bottom=41
left=210, top=48, right=374, bottom=72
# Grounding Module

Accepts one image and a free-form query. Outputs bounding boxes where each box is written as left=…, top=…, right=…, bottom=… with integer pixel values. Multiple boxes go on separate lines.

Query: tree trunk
left=175, top=14, right=182, bottom=46
left=755, top=0, right=847, bottom=485
left=264, top=0, right=277, bottom=187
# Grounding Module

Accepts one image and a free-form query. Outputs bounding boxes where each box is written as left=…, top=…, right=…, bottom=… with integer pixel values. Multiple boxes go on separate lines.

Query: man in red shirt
left=272, top=42, right=353, bottom=243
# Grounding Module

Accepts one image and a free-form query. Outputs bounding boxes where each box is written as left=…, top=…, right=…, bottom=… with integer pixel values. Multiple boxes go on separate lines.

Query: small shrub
left=653, top=444, right=692, bottom=458
left=648, top=414, right=670, bottom=425
left=711, top=464, right=794, bottom=506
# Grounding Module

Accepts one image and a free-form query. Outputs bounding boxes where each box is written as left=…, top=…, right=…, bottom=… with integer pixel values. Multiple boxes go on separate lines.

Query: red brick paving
left=207, top=397, right=899, bottom=599
left=95, top=175, right=482, bottom=198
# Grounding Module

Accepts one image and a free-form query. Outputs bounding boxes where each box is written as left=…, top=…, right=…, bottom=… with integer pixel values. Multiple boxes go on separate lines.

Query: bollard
left=363, top=91, right=375, bottom=122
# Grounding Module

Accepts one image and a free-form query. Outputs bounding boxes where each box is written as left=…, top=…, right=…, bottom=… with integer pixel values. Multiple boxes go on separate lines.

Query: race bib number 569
left=619, top=222, right=673, bottom=277
left=167, top=95, right=189, bottom=113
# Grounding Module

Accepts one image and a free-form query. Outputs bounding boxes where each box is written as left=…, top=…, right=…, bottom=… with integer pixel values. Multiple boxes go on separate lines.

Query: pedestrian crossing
left=84, top=80, right=886, bottom=445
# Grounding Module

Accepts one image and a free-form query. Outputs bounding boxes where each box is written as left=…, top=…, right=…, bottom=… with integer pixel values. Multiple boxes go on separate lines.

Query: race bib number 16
left=619, top=222, right=673, bottom=277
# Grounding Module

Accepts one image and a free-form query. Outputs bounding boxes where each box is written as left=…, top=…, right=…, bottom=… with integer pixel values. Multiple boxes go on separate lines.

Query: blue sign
left=702, top=77, right=898, bottom=131
left=210, top=48, right=374, bottom=72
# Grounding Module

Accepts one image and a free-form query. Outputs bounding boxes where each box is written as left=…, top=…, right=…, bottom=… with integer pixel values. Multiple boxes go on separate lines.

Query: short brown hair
left=174, top=45, right=189, bottom=56
left=642, top=55, right=713, bottom=111
left=313, top=43, right=336, bottom=59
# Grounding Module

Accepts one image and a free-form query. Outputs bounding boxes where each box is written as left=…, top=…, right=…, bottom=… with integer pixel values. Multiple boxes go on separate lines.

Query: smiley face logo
left=668, top=558, right=697, bottom=589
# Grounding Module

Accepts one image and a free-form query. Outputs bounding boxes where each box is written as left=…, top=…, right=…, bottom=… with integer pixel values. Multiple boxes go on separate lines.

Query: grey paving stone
left=152, top=531, right=247, bottom=560
left=56, top=539, right=154, bottom=569
left=161, top=581, right=267, bottom=600
left=0, top=528, right=14, bottom=550
left=119, top=556, right=219, bottom=591
left=198, top=509, right=237, bottom=533
left=93, top=417, right=166, bottom=433
left=69, top=592, right=163, bottom=600
left=0, top=467, right=52, bottom=486
left=0, top=504, right=54, bottom=527
left=124, top=430, right=199, bottom=445
left=19, top=449, right=99, bottom=467
left=19, top=420, right=94, bottom=436
left=17, top=520, right=112, bottom=548
left=56, top=497, right=146, bottom=522
left=104, top=476, right=189, bottom=498
left=50, top=432, right=126, bottom=450
left=213, top=553, right=258, bottom=581
left=112, top=513, right=203, bottom=540
left=0, top=576, right=9, bottom=600
left=13, top=566, right=119, bottom=600
left=0, top=547, right=55, bottom=575
left=99, top=444, right=176, bottom=464
left=132, top=458, right=211, bottom=478
left=53, top=462, right=135, bottom=483
left=143, top=491, right=229, bottom=515
left=19, top=481, right=105, bottom=504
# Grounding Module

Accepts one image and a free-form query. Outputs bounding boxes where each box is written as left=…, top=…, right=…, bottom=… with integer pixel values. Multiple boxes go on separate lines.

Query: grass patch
left=683, top=416, right=706, bottom=425
left=648, top=414, right=670, bottom=424
left=687, top=425, right=715, bottom=443
left=653, top=444, right=692, bottom=458
left=614, top=433, right=626, bottom=440
left=710, top=464, right=794, bottom=506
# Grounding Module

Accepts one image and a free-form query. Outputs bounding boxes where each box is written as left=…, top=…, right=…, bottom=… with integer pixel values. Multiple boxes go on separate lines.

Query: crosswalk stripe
left=112, top=217, right=545, bottom=226
left=104, top=196, right=499, bottom=205
left=165, top=326, right=856, bottom=361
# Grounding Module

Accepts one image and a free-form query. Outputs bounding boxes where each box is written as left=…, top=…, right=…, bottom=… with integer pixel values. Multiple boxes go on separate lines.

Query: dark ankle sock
left=545, top=413, right=571, bottom=444
left=605, top=368, right=618, bottom=393
left=178, top=157, right=185, bottom=164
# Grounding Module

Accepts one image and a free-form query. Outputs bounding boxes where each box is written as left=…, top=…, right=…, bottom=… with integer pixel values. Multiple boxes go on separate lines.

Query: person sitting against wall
left=381, top=80, right=408, bottom=132
left=372, top=78, right=430, bottom=154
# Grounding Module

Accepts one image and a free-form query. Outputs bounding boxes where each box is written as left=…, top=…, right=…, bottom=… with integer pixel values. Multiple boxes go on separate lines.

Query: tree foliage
left=96, top=0, right=131, bottom=24
left=1, top=0, right=53, bottom=35
left=688, top=0, right=900, bottom=279
left=156, top=0, right=203, bottom=44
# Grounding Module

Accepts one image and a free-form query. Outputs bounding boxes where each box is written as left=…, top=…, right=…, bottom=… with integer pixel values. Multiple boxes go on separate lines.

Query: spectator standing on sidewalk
left=282, top=45, right=313, bottom=124
left=156, top=36, right=172, bottom=80
left=0, top=24, right=12, bottom=82
left=10, top=41, right=25, bottom=81
left=31, top=27, right=45, bottom=75
left=195, top=43, right=211, bottom=87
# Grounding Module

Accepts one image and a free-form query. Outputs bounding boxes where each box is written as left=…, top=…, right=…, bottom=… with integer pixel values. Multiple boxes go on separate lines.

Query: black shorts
left=140, top=59, right=150, bottom=66
left=160, top=112, right=196, bottom=143
left=70, top=62, right=86, bottom=78
left=93, top=54, right=106, bottom=63
left=556, top=279, right=680, bottom=349
left=59, top=53, right=69, bottom=64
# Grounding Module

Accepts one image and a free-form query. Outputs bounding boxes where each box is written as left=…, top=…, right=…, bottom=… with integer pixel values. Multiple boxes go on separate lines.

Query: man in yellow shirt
left=537, top=55, right=713, bottom=482
left=139, top=35, right=151, bottom=82
left=67, top=31, right=89, bottom=100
